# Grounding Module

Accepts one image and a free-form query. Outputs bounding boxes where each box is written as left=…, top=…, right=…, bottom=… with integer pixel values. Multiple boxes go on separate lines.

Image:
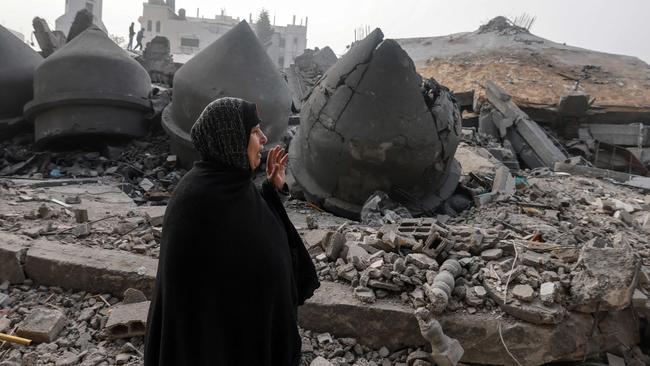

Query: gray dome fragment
left=24, top=27, right=152, bottom=147
left=289, top=28, right=462, bottom=220
left=162, top=20, right=292, bottom=167
left=0, top=25, right=43, bottom=137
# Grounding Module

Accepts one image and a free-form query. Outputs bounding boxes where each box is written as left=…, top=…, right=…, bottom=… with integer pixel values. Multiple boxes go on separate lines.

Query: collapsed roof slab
left=290, top=29, right=462, bottom=220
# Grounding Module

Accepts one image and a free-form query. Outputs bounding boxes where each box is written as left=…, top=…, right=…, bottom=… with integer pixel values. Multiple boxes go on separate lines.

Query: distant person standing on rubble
left=127, top=22, right=135, bottom=50
left=134, top=28, right=144, bottom=50
left=144, top=97, right=320, bottom=366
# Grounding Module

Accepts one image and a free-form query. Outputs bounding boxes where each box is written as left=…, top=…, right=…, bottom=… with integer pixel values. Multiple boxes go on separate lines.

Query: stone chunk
left=540, top=282, right=557, bottom=304
left=570, top=236, right=640, bottom=312
left=407, top=253, right=436, bottom=270
left=326, top=231, right=347, bottom=260
left=353, top=286, right=376, bottom=303
left=0, top=233, right=28, bottom=284
left=123, top=288, right=147, bottom=304
left=310, top=356, right=334, bottom=366
left=480, top=248, right=503, bottom=261
left=104, top=301, right=150, bottom=339
left=512, top=284, right=534, bottom=302
left=303, top=229, right=333, bottom=254
left=16, top=307, right=67, bottom=343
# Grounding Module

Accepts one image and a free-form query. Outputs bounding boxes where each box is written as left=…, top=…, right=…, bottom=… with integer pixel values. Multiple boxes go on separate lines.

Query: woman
left=144, top=97, right=320, bottom=366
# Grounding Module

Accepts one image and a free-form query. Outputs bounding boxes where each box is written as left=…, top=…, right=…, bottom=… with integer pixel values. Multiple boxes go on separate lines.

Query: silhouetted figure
left=127, top=22, right=135, bottom=50
left=134, top=28, right=144, bottom=51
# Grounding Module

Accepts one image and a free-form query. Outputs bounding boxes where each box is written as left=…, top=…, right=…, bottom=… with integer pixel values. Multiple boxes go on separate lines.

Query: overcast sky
left=3, top=0, right=650, bottom=63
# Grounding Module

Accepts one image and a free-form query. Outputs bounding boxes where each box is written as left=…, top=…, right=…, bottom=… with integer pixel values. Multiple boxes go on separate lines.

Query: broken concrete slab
left=104, top=301, right=150, bottom=339
left=0, top=232, right=30, bottom=284
left=24, top=240, right=157, bottom=297
left=303, top=229, right=333, bottom=255
left=16, top=307, right=67, bottom=343
left=491, top=166, right=516, bottom=201
left=297, top=281, right=635, bottom=365
left=554, top=162, right=650, bottom=190
left=558, top=92, right=590, bottom=117
left=290, top=28, right=461, bottom=219
left=570, top=237, right=640, bottom=313
left=486, top=81, right=567, bottom=169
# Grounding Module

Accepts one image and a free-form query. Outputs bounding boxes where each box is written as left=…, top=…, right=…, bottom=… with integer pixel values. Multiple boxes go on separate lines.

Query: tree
left=256, top=9, right=274, bottom=49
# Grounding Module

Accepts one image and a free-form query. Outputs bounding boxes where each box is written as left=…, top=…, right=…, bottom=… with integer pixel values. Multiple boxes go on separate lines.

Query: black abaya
left=144, top=161, right=319, bottom=366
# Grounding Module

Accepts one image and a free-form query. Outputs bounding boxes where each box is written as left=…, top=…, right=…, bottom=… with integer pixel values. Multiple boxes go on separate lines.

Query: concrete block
left=24, top=241, right=157, bottom=297
left=558, top=92, right=590, bottom=117
left=0, top=232, right=29, bottom=284
left=104, top=301, right=150, bottom=339
left=16, top=307, right=67, bottom=343
left=298, top=282, right=636, bottom=365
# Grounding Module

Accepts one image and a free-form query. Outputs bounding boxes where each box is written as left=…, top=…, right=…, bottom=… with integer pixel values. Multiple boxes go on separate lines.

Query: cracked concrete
left=290, top=28, right=462, bottom=220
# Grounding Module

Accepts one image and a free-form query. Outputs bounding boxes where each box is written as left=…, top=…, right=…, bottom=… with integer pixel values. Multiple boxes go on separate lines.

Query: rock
left=407, top=350, right=432, bottom=366
left=317, top=332, right=333, bottom=344
left=570, top=236, right=640, bottom=312
left=71, top=222, right=91, bottom=238
left=540, top=282, right=557, bottom=305
left=464, top=287, right=483, bottom=307
left=123, top=288, right=147, bottom=304
left=55, top=353, right=80, bottom=366
left=303, top=229, right=333, bottom=254
left=337, top=264, right=359, bottom=282
left=512, top=284, right=534, bottom=302
left=0, top=233, right=28, bottom=284
left=310, top=356, right=334, bottom=366
left=613, top=210, right=634, bottom=225
left=406, top=253, right=437, bottom=270
left=606, top=353, right=626, bottom=366
left=354, top=286, right=376, bottom=303
left=368, top=279, right=402, bottom=292
left=326, top=231, right=347, bottom=260
left=480, top=248, right=503, bottom=261
left=16, top=307, right=67, bottom=343
left=0, top=316, right=11, bottom=333
left=115, top=353, right=131, bottom=365
left=104, top=301, right=150, bottom=339
left=346, top=243, right=370, bottom=270
left=379, top=346, right=390, bottom=357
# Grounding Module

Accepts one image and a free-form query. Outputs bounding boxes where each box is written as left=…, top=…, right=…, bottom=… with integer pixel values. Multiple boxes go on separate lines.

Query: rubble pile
left=162, top=20, right=292, bottom=167
left=135, top=36, right=179, bottom=86
left=0, top=281, right=431, bottom=366
left=23, top=27, right=153, bottom=148
left=290, top=29, right=462, bottom=220
left=286, top=47, right=338, bottom=109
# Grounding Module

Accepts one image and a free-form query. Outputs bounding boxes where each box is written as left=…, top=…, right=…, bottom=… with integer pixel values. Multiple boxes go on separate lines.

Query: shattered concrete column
left=289, top=28, right=462, bottom=219
left=415, top=307, right=464, bottom=366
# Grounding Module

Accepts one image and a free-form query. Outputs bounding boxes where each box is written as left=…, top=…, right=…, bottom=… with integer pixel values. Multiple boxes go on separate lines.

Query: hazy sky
left=3, top=0, right=650, bottom=63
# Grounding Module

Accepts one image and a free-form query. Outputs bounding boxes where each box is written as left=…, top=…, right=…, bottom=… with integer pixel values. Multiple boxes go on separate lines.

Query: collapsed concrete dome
left=0, top=25, right=43, bottom=136
left=24, top=27, right=152, bottom=147
left=289, top=29, right=462, bottom=220
left=162, top=20, right=292, bottom=166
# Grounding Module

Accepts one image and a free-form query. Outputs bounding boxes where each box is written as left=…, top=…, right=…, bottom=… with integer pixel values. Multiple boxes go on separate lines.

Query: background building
left=141, top=0, right=307, bottom=69
left=56, top=0, right=107, bottom=36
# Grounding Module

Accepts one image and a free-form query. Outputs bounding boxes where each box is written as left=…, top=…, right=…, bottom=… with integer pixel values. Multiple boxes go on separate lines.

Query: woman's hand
left=266, top=145, right=289, bottom=190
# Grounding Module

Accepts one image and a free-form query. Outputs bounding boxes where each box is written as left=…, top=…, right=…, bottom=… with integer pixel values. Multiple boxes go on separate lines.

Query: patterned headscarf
left=190, top=97, right=261, bottom=170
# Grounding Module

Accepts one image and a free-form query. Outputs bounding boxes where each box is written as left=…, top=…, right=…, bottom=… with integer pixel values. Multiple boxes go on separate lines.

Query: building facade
left=141, top=0, right=307, bottom=69
left=56, top=0, right=107, bottom=36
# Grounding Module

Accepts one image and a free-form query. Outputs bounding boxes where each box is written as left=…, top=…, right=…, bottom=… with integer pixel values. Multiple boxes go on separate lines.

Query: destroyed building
left=397, top=16, right=650, bottom=173
left=162, top=20, right=292, bottom=167
left=23, top=27, right=152, bottom=147
left=289, top=29, right=462, bottom=220
left=0, top=13, right=649, bottom=366
left=0, top=25, right=42, bottom=138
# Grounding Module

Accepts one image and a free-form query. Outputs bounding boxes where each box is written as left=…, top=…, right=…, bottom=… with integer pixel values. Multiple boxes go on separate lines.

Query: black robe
left=144, top=161, right=319, bottom=366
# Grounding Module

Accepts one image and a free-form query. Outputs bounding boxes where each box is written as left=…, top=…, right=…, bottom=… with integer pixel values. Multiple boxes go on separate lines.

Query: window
left=86, top=2, right=94, bottom=13
left=147, top=20, right=152, bottom=31
left=279, top=37, right=285, bottom=48
left=279, top=56, right=285, bottom=67
left=181, top=37, right=200, bottom=48
left=156, top=21, right=161, bottom=33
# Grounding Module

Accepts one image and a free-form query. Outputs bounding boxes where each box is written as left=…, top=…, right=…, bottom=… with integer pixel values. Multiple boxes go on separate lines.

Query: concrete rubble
left=162, top=20, right=292, bottom=167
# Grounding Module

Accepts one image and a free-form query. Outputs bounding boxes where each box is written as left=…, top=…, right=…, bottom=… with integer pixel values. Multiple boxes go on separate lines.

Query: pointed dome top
left=168, top=20, right=291, bottom=147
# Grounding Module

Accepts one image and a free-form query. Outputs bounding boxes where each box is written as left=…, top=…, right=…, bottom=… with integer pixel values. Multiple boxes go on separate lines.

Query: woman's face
left=247, top=125, right=268, bottom=170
